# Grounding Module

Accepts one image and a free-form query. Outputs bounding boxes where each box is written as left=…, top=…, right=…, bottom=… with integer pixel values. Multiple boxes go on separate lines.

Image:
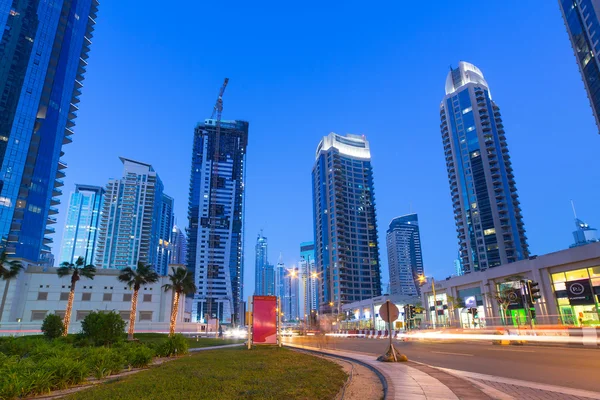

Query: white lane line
left=486, top=348, right=536, bottom=353
left=430, top=351, right=474, bottom=357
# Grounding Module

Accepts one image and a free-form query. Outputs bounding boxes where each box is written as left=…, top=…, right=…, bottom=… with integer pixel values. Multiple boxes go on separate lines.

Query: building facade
left=170, top=225, right=187, bottom=265
left=283, top=266, right=300, bottom=321
left=59, top=184, right=104, bottom=266
left=386, top=213, right=424, bottom=297
left=154, top=194, right=174, bottom=276
left=420, top=242, right=600, bottom=329
left=312, top=133, right=382, bottom=315
left=559, top=0, right=600, bottom=132
left=95, top=158, right=171, bottom=273
left=572, top=217, right=598, bottom=247
left=187, top=119, right=248, bottom=324
left=0, top=265, right=196, bottom=333
left=0, top=0, right=99, bottom=261
left=440, top=62, right=528, bottom=274
left=299, top=241, right=318, bottom=318
left=254, top=232, right=269, bottom=295
left=275, top=254, right=286, bottom=303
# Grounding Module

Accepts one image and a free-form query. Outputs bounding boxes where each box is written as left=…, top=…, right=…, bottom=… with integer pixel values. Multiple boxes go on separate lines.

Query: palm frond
left=80, top=265, right=96, bottom=279
left=56, top=266, right=72, bottom=278
left=2, top=261, right=23, bottom=280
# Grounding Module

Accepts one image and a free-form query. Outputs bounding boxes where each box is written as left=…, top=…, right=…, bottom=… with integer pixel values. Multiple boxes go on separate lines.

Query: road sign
left=379, top=300, right=399, bottom=323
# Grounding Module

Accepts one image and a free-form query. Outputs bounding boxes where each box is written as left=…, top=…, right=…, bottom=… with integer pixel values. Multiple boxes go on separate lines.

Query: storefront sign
left=252, top=296, right=277, bottom=345
left=566, top=279, right=594, bottom=305
left=465, top=296, right=476, bottom=308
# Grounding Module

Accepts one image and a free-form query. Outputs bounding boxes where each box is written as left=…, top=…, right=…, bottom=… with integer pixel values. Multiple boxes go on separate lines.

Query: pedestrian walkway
left=286, top=343, right=489, bottom=400
left=189, top=343, right=244, bottom=352
left=440, top=368, right=600, bottom=400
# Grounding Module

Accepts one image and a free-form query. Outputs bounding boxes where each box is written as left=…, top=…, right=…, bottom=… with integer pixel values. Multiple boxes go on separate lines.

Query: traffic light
left=470, top=308, right=478, bottom=318
left=409, top=305, right=416, bottom=318
left=526, top=280, right=541, bottom=305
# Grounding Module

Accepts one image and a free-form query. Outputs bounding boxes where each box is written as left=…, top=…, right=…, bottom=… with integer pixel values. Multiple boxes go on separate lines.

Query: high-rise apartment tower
left=187, top=119, right=248, bottom=324
left=312, top=133, right=382, bottom=314
left=559, top=0, right=600, bottom=132
left=0, top=0, right=99, bottom=261
left=440, top=62, right=528, bottom=274
left=95, top=158, right=172, bottom=273
left=386, top=213, right=424, bottom=297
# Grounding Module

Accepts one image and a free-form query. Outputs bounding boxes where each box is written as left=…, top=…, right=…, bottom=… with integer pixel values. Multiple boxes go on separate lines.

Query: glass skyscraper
left=440, top=62, right=528, bottom=274
left=559, top=0, right=600, bottom=131
left=312, top=133, right=382, bottom=314
left=187, top=119, right=248, bottom=325
left=386, top=213, right=424, bottom=297
left=59, top=184, right=104, bottom=266
left=0, top=0, right=99, bottom=261
left=95, top=158, right=172, bottom=274
left=254, top=232, right=268, bottom=295
left=155, top=194, right=174, bottom=276
left=170, top=225, right=187, bottom=265
left=299, top=241, right=318, bottom=318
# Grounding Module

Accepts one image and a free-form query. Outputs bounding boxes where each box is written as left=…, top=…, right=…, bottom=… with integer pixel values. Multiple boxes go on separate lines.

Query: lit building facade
left=59, top=185, right=104, bottom=266
left=254, top=232, right=269, bottom=295
left=187, top=119, right=248, bottom=324
left=283, top=266, right=300, bottom=321
left=312, top=133, right=382, bottom=314
left=95, top=158, right=170, bottom=273
left=170, top=225, right=187, bottom=265
left=386, top=213, right=424, bottom=297
left=440, top=62, right=528, bottom=274
left=275, top=254, right=285, bottom=302
left=559, top=0, right=600, bottom=132
left=571, top=217, right=598, bottom=248
left=0, top=0, right=99, bottom=261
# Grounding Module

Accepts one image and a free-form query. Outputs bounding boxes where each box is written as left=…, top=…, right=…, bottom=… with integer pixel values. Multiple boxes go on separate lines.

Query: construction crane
left=206, top=78, right=229, bottom=329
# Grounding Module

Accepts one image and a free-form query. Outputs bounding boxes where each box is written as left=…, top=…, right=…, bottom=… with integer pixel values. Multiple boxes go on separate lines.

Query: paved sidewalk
left=286, top=343, right=490, bottom=400
left=439, top=368, right=600, bottom=400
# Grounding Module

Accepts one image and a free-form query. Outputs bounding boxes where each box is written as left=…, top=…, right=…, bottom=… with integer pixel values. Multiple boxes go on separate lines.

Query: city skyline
left=48, top=2, right=600, bottom=293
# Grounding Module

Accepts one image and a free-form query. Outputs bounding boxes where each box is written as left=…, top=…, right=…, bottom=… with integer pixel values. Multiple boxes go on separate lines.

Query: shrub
left=41, top=314, right=64, bottom=339
left=154, top=334, right=189, bottom=357
left=125, top=344, right=155, bottom=368
left=80, top=311, right=126, bottom=346
left=43, top=356, right=89, bottom=389
left=85, top=347, right=126, bottom=379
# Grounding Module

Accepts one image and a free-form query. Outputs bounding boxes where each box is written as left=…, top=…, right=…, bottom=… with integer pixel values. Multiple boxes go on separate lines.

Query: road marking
left=430, top=351, right=474, bottom=357
left=486, top=348, right=536, bottom=353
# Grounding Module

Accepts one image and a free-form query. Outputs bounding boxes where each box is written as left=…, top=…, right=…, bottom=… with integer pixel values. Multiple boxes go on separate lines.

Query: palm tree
left=0, top=252, right=23, bottom=321
left=162, top=266, right=197, bottom=337
left=57, top=256, right=96, bottom=336
left=118, top=261, right=159, bottom=340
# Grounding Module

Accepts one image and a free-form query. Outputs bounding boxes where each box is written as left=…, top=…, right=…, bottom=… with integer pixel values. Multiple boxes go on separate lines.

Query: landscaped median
left=0, top=332, right=246, bottom=399
left=64, top=346, right=347, bottom=400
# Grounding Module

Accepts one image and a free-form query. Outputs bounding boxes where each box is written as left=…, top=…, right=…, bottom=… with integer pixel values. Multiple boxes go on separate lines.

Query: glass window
left=589, top=267, right=600, bottom=278
left=565, top=269, right=589, bottom=281
left=554, top=282, right=566, bottom=291
left=551, top=272, right=566, bottom=283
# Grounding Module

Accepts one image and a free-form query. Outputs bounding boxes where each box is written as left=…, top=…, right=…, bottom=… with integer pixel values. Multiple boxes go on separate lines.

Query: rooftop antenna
left=571, top=199, right=577, bottom=219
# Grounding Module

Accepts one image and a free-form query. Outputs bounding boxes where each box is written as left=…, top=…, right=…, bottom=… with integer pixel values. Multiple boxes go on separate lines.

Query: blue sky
left=55, top=1, right=600, bottom=292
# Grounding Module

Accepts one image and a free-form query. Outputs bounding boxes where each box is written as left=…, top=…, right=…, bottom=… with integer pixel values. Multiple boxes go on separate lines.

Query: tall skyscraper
left=59, top=184, right=104, bottom=266
left=386, top=213, right=424, bottom=297
left=299, top=241, right=317, bottom=318
left=155, top=194, right=174, bottom=276
left=275, top=253, right=285, bottom=302
left=559, top=0, right=600, bottom=132
left=283, top=266, right=300, bottom=321
left=263, top=264, right=275, bottom=296
left=312, top=133, right=382, bottom=314
left=254, top=232, right=268, bottom=295
left=170, top=225, right=188, bottom=265
left=187, top=119, right=248, bottom=324
left=0, top=0, right=99, bottom=261
left=95, top=158, right=171, bottom=273
left=440, top=62, right=528, bottom=274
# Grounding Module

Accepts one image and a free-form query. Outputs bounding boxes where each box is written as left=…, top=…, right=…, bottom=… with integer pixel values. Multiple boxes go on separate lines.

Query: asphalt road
left=286, top=336, right=600, bottom=392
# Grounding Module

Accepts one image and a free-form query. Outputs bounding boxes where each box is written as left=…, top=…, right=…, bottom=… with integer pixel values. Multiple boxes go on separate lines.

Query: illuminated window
left=470, top=203, right=477, bottom=209
left=551, top=272, right=566, bottom=283
left=483, top=228, right=495, bottom=236
left=467, top=126, right=475, bottom=132
left=565, top=269, right=589, bottom=281
left=462, top=107, right=472, bottom=114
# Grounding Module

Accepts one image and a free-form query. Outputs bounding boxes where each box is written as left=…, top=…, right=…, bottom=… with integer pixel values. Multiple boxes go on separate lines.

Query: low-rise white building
left=0, top=264, right=199, bottom=335
left=340, top=294, right=422, bottom=331
left=420, top=243, right=600, bottom=329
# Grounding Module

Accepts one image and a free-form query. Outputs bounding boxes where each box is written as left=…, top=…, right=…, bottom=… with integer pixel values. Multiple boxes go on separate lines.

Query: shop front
left=551, top=267, right=600, bottom=327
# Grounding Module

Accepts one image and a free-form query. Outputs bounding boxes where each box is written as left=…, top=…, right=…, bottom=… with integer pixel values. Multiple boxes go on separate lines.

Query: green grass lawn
left=134, top=333, right=245, bottom=348
left=65, top=346, right=347, bottom=400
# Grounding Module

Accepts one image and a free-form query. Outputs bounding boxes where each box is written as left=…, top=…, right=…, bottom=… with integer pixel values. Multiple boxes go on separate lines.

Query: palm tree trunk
left=0, top=279, right=11, bottom=322
left=128, top=289, right=139, bottom=340
left=169, top=291, right=180, bottom=337
left=63, top=281, right=77, bottom=336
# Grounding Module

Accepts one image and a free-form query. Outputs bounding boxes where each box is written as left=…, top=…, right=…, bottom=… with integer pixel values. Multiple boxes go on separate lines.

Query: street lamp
left=418, top=275, right=440, bottom=328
